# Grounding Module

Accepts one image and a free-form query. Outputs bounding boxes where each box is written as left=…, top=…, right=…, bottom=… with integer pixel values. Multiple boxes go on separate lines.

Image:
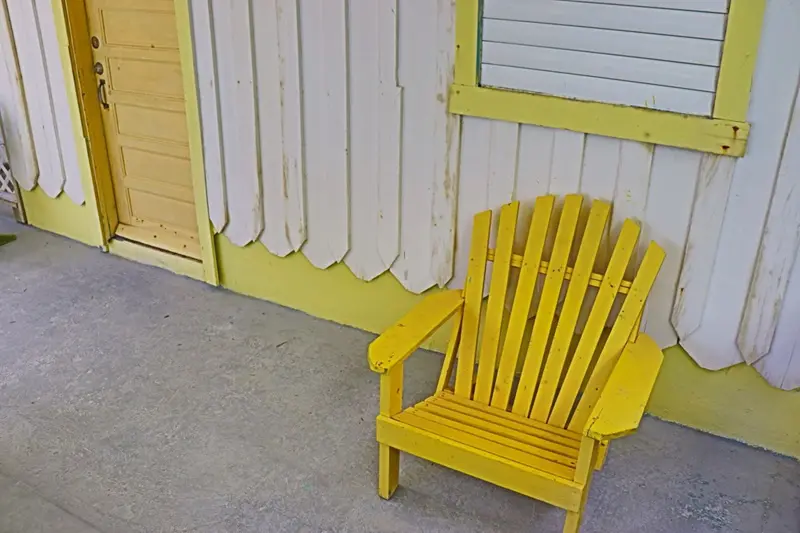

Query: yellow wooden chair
left=368, top=195, right=666, bottom=533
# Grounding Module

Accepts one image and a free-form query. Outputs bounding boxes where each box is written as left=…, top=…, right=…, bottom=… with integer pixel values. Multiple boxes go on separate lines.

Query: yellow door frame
left=56, top=0, right=218, bottom=284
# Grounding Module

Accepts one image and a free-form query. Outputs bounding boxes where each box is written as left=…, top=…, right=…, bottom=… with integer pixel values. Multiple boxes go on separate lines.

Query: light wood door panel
left=84, top=0, right=199, bottom=258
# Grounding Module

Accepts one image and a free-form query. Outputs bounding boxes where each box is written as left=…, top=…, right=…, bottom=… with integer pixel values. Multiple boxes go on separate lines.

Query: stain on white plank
left=34, top=0, right=82, bottom=203
left=481, top=19, right=723, bottom=67
left=7, top=0, right=61, bottom=198
left=345, top=0, right=401, bottom=281
left=215, top=0, right=262, bottom=246
left=190, top=0, right=226, bottom=233
left=754, top=243, right=800, bottom=390
left=671, top=154, right=735, bottom=340
left=642, top=146, right=701, bottom=348
left=255, top=0, right=306, bottom=256
left=514, top=125, right=554, bottom=252
left=738, top=85, right=800, bottom=365
left=680, top=0, right=800, bottom=370
left=392, top=0, right=459, bottom=293
left=579, top=135, right=619, bottom=269
left=0, top=0, right=37, bottom=191
left=298, top=0, right=349, bottom=269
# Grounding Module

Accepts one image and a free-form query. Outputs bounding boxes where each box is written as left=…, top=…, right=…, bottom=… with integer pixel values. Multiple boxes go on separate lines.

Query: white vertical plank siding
left=186, top=0, right=800, bottom=388
left=679, top=0, right=800, bottom=371
left=549, top=131, right=584, bottom=197
left=514, top=125, right=554, bottom=251
left=0, top=0, right=37, bottom=190
left=430, top=0, right=462, bottom=288
left=214, top=0, right=261, bottom=247
left=754, top=247, right=800, bottom=389
left=298, top=0, right=349, bottom=269
left=579, top=135, right=619, bottom=269
left=738, top=85, right=800, bottom=365
left=392, top=0, right=460, bottom=293
left=451, top=117, right=517, bottom=289
left=642, top=147, right=701, bottom=348
left=34, top=0, right=82, bottom=204
left=671, top=155, right=735, bottom=340
left=612, top=141, right=653, bottom=275
left=190, top=0, right=226, bottom=233
left=6, top=0, right=62, bottom=198
left=345, top=0, right=401, bottom=281
left=255, top=0, right=306, bottom=256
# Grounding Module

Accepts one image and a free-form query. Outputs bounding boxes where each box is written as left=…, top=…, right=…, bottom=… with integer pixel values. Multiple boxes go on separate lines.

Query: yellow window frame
left=450, top=0, right=766, bottom=157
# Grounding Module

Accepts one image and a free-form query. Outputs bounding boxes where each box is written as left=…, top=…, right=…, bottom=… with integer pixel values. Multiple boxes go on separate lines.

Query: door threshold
left=107, top=237, right=204, bottom=281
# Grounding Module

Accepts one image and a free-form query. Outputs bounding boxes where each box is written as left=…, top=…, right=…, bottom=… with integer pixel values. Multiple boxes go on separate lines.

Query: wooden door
left=84, top=0, right=199, bottom=258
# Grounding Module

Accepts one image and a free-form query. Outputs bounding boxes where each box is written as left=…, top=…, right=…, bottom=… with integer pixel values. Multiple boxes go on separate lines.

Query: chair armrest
left=584, top=333, right=664, bottom=441
left=368, top=290, right=464, bottom=373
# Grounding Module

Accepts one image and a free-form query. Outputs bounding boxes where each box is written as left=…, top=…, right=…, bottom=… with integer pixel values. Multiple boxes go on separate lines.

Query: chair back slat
left=566, top=241, right=665, bottom=431
left=511, top=195, right=583, bottom=417
left=548, top=219, right=641, bottom=427
left=454, top=209, right=492, bottom=398
left=491, top=195, right=554, bottom=409
left=530, top=200, right=611, bottom=422
left=474, top=202, right=519, bottom=404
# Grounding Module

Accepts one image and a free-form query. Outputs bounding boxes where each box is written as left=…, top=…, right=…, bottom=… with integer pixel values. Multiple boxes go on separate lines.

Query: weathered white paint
left=391, top=0, right=460, bottom=293
left=6, top=0, right=63, bottom=199
left=738, top=84, right=800, bottom=365
left=189, top=0, right=800, bottom=388
left=671, top=155, right=735, bottom=340
left=298, top=0, right=349, bottom=269
left=190, top=0, right=226, bottom=233
left=344, top=0, right=401, bottom=281
left=612, top=141, right=653, bottom=277
left=483, top=0, right=728, bottom=39
left=256, top=0, right=306, bottom=257
left=679, top=0, right=800, bottom=376
left=0, top=0, right=37, bottom=191
left=214, top=0, right=261, bottom=247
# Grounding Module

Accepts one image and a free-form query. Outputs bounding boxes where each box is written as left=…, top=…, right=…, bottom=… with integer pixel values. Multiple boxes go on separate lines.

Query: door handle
left=97, top=79, right=109, bottom=110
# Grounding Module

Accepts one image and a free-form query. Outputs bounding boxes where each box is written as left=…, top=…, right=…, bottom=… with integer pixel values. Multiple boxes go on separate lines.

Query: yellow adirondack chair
left=368, top=195, right=666, bottom=533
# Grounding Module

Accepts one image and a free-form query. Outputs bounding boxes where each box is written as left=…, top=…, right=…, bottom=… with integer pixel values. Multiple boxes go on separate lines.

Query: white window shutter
left=480, top=0, right=730, bottom=116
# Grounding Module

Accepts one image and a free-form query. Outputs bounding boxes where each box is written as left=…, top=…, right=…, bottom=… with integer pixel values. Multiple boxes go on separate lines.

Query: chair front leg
left=378, top=364, right=403, bottom=499
left=564, top=437, right=598, bottom=533
left=594, top=440, right=609, bottom=471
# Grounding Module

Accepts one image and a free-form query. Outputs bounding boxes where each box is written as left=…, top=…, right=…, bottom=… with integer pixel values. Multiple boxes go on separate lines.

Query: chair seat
left=391, top=390, right=583, bottom=480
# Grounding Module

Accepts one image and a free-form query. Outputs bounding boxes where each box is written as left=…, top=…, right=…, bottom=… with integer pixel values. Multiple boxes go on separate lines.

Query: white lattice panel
left=0, top=136, right=15, bottom=202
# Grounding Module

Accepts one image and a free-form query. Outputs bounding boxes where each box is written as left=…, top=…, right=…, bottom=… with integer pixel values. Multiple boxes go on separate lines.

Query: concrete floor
left=0, top=212, right=798, bottom=533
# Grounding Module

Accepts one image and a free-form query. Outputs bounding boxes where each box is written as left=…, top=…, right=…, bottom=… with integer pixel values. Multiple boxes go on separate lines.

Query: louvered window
left=479, top=0, right=730, bottom=116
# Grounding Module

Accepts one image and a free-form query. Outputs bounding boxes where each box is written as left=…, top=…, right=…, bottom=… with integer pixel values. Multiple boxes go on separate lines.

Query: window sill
left=448, top=84, right=749, bottom=157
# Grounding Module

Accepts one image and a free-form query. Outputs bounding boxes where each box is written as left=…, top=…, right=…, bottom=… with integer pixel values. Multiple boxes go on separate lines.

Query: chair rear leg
left=378, top=444, right=399, bottom=499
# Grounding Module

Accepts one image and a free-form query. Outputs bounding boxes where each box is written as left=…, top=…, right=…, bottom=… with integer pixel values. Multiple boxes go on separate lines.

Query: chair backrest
left=452, top=195, right=665, bottom=432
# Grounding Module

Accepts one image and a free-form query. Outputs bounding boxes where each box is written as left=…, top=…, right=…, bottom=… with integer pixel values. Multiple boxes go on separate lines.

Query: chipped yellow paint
left=369, top=289, right=464, bottom=373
